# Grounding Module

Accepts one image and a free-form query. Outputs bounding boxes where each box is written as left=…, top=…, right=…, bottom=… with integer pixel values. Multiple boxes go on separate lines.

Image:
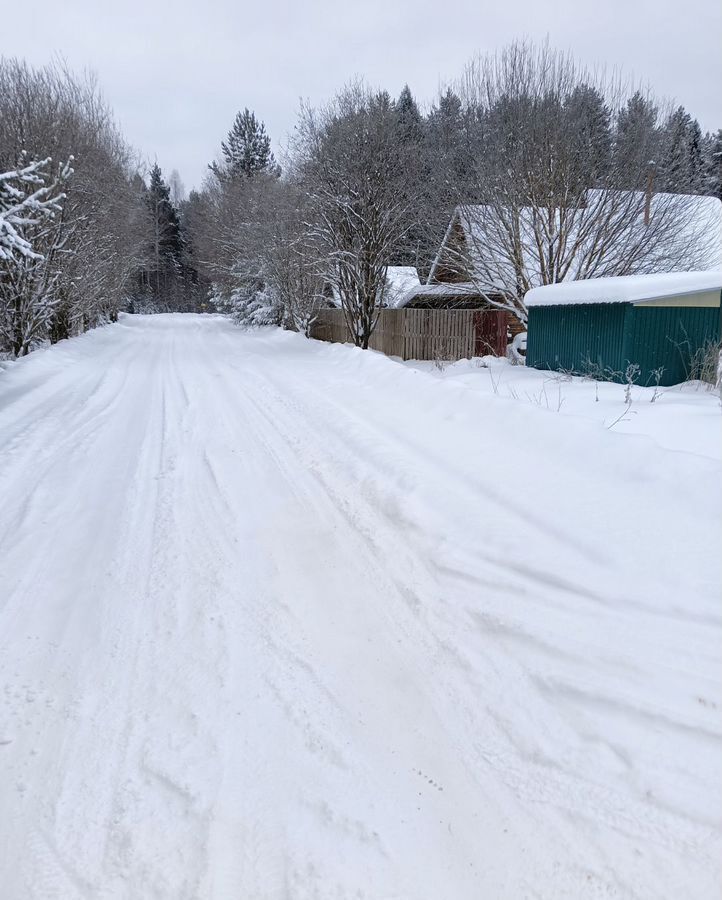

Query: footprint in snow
left=413, top=767, right=443, bottom=791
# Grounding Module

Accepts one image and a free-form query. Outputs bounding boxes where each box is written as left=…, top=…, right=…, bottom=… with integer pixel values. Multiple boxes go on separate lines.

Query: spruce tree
left=660, top=106, right=705, bottom=193
left=394, top=85, right=423, bottom=145
left=390, top=86, right=427, bottom=267
left=427, top=88, right=463, bottom=153
left=426, top=89, right=477, bottom=193
left=613, top=92, right=660, bottom=189
left=210, top=109, right=279, bottom=181
left=564, top=84, right=612, bottom=186
left=686, top=119, right=705, bottom=192
left=702, top=130, right=722, bottom=199
left=145, top=163, right=185, bottom=306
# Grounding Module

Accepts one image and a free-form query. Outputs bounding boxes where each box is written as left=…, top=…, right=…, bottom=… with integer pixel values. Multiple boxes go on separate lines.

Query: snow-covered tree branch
left=0, top=157, right=67, bottom=263
left=0, top=59, right=149, bottom=356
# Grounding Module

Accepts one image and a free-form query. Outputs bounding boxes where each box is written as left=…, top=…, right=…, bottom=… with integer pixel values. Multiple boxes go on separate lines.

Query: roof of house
left=323, top=266, right=421, bottom=309
left=525, top=270, right=722, bottom=307
left=428, top=191, right=722, bottom=292
left=383, top=266, right=421, bottom=307
left=394, top=282, right=483, bottom=308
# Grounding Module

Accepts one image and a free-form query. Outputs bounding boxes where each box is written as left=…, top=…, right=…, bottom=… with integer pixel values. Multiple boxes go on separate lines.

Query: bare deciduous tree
left=427, top=42, right=719, bottom=325
left=0, top=59, right=148, bottom=355
left=293, top=83, right=411, bottom=348
left=261, top=188, right=325, bottom=336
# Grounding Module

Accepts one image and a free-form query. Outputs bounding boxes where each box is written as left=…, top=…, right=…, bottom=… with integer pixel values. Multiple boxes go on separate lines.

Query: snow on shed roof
left=525, top=270, right=722, bottom=307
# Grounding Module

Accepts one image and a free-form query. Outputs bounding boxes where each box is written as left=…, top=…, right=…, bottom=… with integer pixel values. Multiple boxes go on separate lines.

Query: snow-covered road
left=1, top=314, right=720, bottom=899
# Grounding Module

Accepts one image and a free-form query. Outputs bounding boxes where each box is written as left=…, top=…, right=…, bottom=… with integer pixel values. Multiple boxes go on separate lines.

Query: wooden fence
left=310, top=308, right=508, bottom=361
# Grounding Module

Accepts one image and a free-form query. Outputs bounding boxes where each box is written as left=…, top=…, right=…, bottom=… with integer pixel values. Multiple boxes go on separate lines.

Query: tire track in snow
left=218, top=337, right=720, bottom=886
left=0, top=333, right=176, bottom=896
left=1, top=317, right=718, bottom=900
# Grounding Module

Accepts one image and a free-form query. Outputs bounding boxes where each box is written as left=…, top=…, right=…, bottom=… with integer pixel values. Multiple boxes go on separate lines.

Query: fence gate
left=473, top=310, right=507, bottom=357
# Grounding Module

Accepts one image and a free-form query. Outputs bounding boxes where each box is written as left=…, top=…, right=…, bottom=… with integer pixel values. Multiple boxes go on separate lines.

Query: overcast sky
left=3, top=0, right=721, bottom=191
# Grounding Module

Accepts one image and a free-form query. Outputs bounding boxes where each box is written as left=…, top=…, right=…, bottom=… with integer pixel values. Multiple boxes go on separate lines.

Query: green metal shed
left=525, top=272, right=722, bottom=386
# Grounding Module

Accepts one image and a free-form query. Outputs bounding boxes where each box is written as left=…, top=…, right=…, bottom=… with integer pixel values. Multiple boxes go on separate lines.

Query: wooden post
left=644, top=163, right=655, bottom=227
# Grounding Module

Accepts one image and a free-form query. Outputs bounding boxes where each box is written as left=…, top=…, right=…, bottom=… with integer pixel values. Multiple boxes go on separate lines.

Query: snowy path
left=0, top=314, right=719, bottom=899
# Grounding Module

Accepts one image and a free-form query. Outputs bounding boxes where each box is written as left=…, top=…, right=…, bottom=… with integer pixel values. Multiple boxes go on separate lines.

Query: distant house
left=381, top=266, right=421, bottom=307
left=321, top=265, right=421, bottom=310
left=525, top=270, right=722, bottom=386
left=396, top=191, right=722, bottom=344
left=397, top=209, right=527, bottom=338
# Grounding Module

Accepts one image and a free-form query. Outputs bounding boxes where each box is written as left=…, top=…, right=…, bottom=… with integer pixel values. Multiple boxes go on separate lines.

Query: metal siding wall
left=628, top=306, right=722, bottom=386
left=526, top=304, right=627, bottom=377
left=526, top=301, right=722, bottom=386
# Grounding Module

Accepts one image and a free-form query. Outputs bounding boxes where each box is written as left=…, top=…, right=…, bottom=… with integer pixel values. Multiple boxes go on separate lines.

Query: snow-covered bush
left=508, top=332, right=527, bottom=365
left=0, top=156, right=72, bottom=356
left=236, top=286, right=283, bottom=328
left=211, top=281, right=283, bottom=329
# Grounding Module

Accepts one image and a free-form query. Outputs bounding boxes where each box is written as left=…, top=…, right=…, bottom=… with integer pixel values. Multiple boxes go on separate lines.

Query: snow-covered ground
left=0, top=314, right=719, bottom=899
left=404, top=355, right=722, bottom=460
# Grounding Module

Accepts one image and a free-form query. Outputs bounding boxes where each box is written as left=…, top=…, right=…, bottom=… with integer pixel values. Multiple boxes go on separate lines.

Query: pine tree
left=388, top=86, right=426, bottom=267
left=660, top=106, right=705, bottom=193
left=426, top=88, right=478, bottom=193
left=564, top=84, right=612, bottom=186
left=145, top=163, right=184, bottom=305
left=613, top=92, right=660, bottom=189
left=702, top=129, right=722, bottom=199
left=427, top=89, right=463, bottom=153
left=210, top=109, right=279, bottom=181
left=394, top=85, right=423, bottom=145
left=687, top=119, right=705, bottom=192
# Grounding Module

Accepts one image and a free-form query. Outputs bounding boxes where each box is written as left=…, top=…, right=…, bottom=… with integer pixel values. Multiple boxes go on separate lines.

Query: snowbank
left=402, top=354, right=722, bottom=460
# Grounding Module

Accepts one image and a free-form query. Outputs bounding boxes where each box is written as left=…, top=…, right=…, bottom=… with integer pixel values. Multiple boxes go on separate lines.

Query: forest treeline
left=1, top=43, right=721, bottom=356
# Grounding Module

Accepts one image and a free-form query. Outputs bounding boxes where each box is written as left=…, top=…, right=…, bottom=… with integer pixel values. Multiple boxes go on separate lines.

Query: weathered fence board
left=310, top=308, right=508, bottom=361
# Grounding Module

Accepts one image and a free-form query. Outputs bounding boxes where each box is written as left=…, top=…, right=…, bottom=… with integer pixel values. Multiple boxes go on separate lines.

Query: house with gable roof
left=396, top=190, right=722, bottom=342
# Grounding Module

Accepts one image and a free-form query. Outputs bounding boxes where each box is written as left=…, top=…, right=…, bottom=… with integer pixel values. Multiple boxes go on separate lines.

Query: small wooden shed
left=525, top=271, right=722, bottom=386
